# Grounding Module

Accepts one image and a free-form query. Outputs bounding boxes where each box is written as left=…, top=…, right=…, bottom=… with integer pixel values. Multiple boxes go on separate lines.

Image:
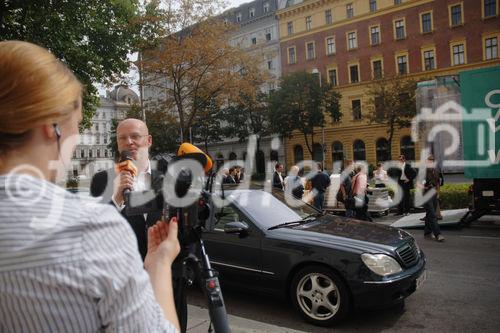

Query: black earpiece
left=53, top=123, right=61, bottom=139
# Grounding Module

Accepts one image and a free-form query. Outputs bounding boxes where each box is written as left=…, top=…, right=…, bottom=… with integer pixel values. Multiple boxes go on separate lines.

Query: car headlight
left=361, top=253, right=402, bottom=276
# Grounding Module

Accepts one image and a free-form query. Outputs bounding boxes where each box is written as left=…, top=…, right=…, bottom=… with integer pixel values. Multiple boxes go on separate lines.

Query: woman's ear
left=42, top=123, right=56, bottom=139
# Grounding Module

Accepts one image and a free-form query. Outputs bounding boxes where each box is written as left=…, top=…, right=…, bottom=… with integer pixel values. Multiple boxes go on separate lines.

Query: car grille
left=396, top=240, right=419, bottom=268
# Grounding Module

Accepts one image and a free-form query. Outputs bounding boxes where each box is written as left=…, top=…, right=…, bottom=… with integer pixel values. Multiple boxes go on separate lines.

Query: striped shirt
left=0, top=174, right=178, bottom=333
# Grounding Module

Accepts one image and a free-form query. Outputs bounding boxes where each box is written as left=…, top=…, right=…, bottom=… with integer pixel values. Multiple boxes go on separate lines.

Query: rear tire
left=290, top=265, right=351, bottom=326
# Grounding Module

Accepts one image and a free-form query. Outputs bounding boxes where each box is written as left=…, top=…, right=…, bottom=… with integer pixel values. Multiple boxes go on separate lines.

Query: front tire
left=290, top=265, right=350, bottom=326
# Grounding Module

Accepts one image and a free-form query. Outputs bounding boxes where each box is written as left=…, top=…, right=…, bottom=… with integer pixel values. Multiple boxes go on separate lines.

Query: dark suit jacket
left=394, top=163, right=416, bottom=189
left=272, top=171, right=284, bottom=190
left=90, top=168, right=164, bottom=260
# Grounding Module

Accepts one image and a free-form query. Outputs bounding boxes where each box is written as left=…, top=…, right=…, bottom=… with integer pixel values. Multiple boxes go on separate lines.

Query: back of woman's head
left=0, top=41, right=82, bottom=154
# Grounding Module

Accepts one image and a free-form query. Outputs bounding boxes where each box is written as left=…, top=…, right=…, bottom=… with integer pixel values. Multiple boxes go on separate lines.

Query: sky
left=229, top=0, right=253, bottom=7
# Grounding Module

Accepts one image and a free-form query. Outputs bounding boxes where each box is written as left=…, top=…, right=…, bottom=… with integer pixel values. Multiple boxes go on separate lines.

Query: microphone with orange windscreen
left=115, top=150, right=138, bottom=196
left=177, top=143, right=213, bottom=173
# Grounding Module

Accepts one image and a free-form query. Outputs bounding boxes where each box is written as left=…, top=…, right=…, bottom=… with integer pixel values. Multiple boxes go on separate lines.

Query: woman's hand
left=144, top=218, right=180, bottom=270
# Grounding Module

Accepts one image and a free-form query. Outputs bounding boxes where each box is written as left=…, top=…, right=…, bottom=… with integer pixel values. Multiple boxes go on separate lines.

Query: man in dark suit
left=272, top=163, right=284, bottom=190
left=310, top=162, right=331, bottom=211
left=90, top=118, right=160, bottom=260
left=394, top=154, right=416, bottom=215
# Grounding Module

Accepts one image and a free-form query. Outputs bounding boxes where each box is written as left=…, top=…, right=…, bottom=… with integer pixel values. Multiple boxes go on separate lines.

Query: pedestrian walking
left=373, top=162, right=388, bottom=188
left=310, top=162, right=331, bottom=211
left=338, top=160, right=356, bottom=218
left=420, top=154, right=445, bottom=242
left=395, top=155, right=416, bottom=216
left=352, top=165, right=372, bottom=221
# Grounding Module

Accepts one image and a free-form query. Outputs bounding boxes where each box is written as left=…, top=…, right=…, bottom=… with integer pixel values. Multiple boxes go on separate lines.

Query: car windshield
left=223, top=190, right=319, bottom=229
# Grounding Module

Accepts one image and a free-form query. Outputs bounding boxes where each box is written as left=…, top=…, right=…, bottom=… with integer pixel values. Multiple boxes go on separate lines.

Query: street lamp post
left=312, top=68, right=326, bottom=168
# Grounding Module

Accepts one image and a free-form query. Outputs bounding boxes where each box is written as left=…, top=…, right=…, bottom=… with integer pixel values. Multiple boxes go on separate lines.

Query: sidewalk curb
left=186, top=305, right=307, bottom=333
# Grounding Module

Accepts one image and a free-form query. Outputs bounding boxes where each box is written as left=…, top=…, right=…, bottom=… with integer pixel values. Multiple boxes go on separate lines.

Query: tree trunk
left=388, top=116, right=395, bottom=159
left=303, top=132, right=313, bottom=156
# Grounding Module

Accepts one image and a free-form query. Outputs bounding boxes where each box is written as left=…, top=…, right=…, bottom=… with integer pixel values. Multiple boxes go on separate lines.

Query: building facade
left=71, top=85, right=139, bottom=179
left=277, top=0, right=500, bottom=168
left=206, top=0, right=286, bottom=172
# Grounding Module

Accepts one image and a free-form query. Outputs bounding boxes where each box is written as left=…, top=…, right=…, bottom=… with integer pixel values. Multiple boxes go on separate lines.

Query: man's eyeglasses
left=117, top=134, right=148, bottom=143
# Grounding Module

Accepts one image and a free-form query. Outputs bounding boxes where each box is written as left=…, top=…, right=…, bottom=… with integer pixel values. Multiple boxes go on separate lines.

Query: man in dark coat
left=90, top=118, right=161, bottom=260
left=394, top=154, right=416, bottom=216
left=272, top=163, right=285, bottom=190
left=310, top=162, right=331, bottom=211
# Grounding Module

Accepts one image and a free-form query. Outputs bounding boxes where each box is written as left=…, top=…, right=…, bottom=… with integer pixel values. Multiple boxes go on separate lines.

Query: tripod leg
left=173, top=260, right=188, bottom=333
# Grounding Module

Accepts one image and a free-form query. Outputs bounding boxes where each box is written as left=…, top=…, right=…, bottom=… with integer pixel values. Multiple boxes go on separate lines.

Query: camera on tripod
left=122, top=143, right=230, bottom=333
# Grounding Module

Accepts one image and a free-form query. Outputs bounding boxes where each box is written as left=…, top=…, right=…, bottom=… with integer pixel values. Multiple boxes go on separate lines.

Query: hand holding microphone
left=113, top=150, right=138, bottom=206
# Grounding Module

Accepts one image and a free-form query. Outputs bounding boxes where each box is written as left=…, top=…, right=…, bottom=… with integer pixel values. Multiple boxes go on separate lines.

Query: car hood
left=269, top=214, right=411, bottom=252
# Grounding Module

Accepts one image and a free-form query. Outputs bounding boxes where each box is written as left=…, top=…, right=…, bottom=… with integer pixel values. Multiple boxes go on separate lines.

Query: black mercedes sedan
left=201, top=189, right=426, bottom=326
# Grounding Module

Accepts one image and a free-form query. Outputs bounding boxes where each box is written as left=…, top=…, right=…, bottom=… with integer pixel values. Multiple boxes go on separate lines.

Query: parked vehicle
left=201, top=189, right=426, bottom=326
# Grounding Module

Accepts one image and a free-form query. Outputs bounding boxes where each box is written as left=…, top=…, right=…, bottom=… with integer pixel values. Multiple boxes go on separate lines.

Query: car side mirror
left=224, top=221, right=249, bottom=235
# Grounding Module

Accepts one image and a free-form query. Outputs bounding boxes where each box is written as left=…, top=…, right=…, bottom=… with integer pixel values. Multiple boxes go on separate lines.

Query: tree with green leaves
left=191, top=97, right=224, bottom=153
left=268, top=71, right=342, bottom=155
left=0, top=0, right=142, bottom=128
left=222, top=92, right=270, bottom=154
left=138, top=0, right=263, bottom=142
left=366, top=76, right=417, bottom=159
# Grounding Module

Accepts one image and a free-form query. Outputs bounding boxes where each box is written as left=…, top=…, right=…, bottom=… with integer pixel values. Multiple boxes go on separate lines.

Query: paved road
left=187, top=217, right=500, bottom=333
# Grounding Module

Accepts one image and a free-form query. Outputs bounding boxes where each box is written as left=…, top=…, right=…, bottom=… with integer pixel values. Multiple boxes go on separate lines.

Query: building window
left=394, top=0, right=402, bottom=4
left=236, top=12, right=241, bottom=22
left=484, top=0, right=497, bottom=17
left=370, top=0, right=377, bottom=12
left=287, top=21, right=293, bottom=35
left=251, top=37, right=257, bottom=45
left=325, top=9, right=332, bottom=24
left=104, top=150, right=108, bottom=158
left=312, top=143, right=323, bottom=162
left=263, top=2, right=269, bottom=13
left=347, top=31, right=357, bottom=49
left=328, top=68, right=338, bottom=86
left=96, top=135, right=100, bottom=144
left=373, top=59, right=383, bottom=79
left=249, top=7, right=255, bottom=18
left=376, top=138, right=390, bottom=162
left=346, top=3, right=354, bottom=18
left=89, top=150, right=93, bottom=158
left=294, top=145, right=303, bottom=163
left=450, top=4, right=463, bottom=26
left=306, top=42, right=315, bottom=60
left=395, top=19, right=405, bottom=39
left=288, top=47, right=296, bottom=64
left=326, top=37, right=336, bottom=55
left=486, top=37, right=498, bottom=59
left=267, top=59, right=273, bottom=70
left=349, top=64, right=359, bottom=83
left=352, top=99, right=362, bottom=119
left=265, top=28, right=272, bottom=41
left=353, top=139, right=366, bottom=161
left=421, top=12, right=432, bottom=33
left=423, top=50, right=435, bottom=70
left=370, top=26, right=380, bottom=45
left=452, top=43, right=465, bottom=65
left=397, top=55, right=408, bottom=74
left=400, top=136, right=415, bottom=160
left=80, top=150, right=84, bottom=158
left=332, top=142, right=344, bottom=161
left=305, top=16, right=312, bottom=30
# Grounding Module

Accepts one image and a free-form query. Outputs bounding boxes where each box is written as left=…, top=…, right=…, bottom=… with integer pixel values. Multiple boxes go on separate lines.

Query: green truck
left=459, top=66, right=500, bottom=224
left=415, top=65, right=499, bottom=224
